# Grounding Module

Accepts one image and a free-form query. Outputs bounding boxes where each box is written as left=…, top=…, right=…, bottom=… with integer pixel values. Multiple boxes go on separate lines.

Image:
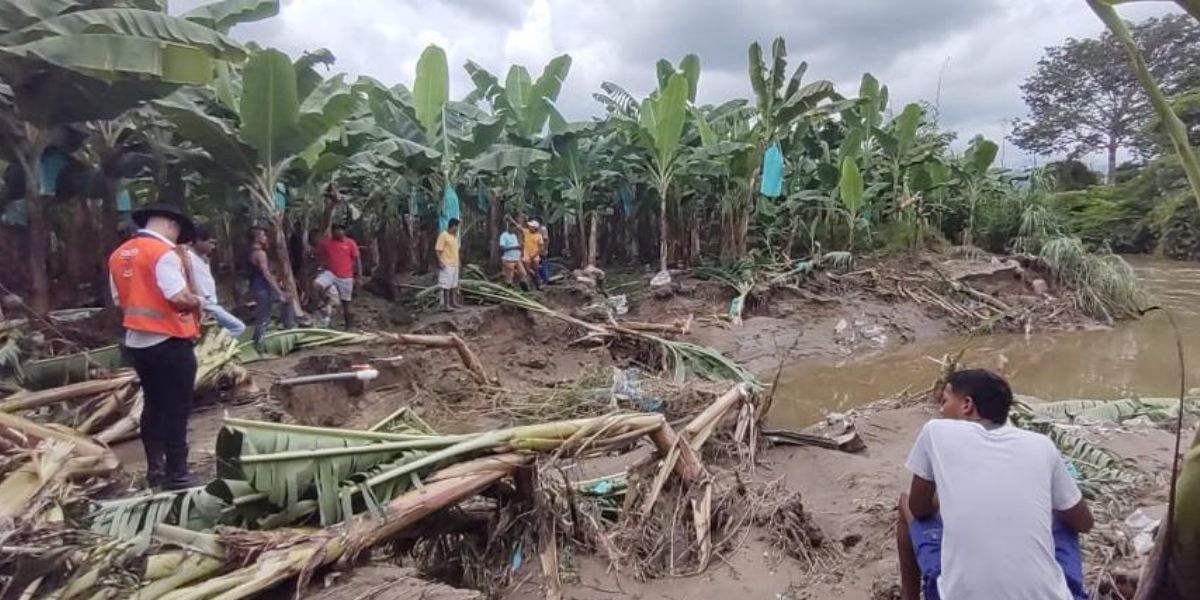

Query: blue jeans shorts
left=909, top=514, right=1086, bottom=600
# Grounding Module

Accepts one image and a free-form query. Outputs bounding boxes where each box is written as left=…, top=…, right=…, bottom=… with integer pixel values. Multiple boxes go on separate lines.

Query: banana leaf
left=236, top=328, right=381, bottom=363
left=19, top=344, right=125, bottom=390
left=216, top=419, right=460, bottom=526
left=90, top=484, right=229, bottom=539
left=1025, top=397, right=1200, bottom=424
left=1011, top=405, right=1147, bottom=502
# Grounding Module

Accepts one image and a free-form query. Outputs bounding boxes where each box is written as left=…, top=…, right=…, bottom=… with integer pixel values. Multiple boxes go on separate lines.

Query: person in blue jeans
left=897, top=369, right=1094, bottom=600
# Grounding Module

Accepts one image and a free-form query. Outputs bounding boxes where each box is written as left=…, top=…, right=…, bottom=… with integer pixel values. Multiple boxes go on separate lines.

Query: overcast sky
left=171, top=0, right=1181, bottom=169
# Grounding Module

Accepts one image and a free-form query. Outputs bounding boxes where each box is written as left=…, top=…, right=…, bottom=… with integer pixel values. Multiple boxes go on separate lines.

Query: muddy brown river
left=768, top=256, right=1200, bottom=428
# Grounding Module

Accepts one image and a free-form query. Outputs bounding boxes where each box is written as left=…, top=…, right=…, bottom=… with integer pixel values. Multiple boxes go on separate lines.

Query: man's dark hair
left=448, top=217, right=460, bottom=228
left=193, top=225, right=213, bottom=242
left=946, top=369, right=1013, bottom=423
left=248, top=226, right=266, bottom=237
left=332, top=223, right=346, bottom=232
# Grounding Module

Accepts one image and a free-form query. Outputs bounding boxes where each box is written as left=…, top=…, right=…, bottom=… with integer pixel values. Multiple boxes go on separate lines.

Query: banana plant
left=156, top=47, right=362, bottom=313
left=739, top=38, right=837, bottom=256
left=464, top=54, right=571, bottom=260
left=954, top=135, right=1000, bottom=247
left=0, top=0, right=250, bottom=313
left=838, top=156, right=866, bottom=249
left=625, top=64, right=696, bottom=275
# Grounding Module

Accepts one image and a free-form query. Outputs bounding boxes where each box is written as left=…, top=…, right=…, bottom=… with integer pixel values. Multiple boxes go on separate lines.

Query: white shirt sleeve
left=109, top=274, right=119, bottom=306
left=154, top=250, right=188, bottom=299
left=905, top=421, right=936, bottom=482
left=1050, top=449, right=1084, bottom=511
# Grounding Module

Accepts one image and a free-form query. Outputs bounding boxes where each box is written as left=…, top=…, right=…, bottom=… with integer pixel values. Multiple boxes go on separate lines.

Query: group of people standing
left=107, top=196, right=552, bottom=487
left=432, top=216, right=550, bottom=311
left=500, top=218, right=550, bottom=291
left=107, top=200, right=362, bottom=489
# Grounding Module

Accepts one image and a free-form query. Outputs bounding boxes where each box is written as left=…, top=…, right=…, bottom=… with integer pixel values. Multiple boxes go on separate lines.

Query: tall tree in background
left=1012, top=14, right=1200, bottom=184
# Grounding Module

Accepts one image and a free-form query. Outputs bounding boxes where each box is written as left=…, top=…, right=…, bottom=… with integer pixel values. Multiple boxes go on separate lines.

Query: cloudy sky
left=171, top=0, right=1180, bottom=168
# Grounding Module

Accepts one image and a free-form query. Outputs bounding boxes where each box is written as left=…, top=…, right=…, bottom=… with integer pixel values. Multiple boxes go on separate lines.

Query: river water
left=767, top=256, right=1200, bottom=429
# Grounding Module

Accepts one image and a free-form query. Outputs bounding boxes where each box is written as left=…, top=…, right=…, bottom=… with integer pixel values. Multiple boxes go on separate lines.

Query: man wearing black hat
left=108, top=203, right=203, bottom=490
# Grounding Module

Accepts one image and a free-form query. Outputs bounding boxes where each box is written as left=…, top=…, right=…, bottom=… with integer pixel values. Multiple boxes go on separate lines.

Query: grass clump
left=1038, top=236, right=1149, bottom=322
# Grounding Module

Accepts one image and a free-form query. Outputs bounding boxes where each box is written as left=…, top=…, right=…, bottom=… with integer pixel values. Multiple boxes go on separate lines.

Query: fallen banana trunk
left=0, top=374, right=137, bottom=413
left=142, top=455, right=528, bottom=600
left=0, top=412, right=120, bottom=519
left=382, top=332, right=492, bottom=384
left=612, top=315, right=694, bottom=336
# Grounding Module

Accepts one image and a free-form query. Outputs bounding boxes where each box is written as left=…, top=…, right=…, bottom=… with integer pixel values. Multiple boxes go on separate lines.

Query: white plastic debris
left=1124, top=507, right=1162, bottom=556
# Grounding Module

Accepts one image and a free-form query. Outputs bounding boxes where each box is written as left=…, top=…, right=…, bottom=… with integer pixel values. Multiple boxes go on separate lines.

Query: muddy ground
left=103, top=250, right=1176, bottom=599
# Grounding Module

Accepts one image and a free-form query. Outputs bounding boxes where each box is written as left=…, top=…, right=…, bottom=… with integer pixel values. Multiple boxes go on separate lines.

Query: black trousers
left=125, top=337, right=197, bottom=476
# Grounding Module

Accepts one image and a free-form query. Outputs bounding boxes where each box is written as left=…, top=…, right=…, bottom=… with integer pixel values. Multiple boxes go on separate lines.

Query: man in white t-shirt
left=187, top=226, right=245, bottom=338
left=898, top=369, right=1094, bottom=600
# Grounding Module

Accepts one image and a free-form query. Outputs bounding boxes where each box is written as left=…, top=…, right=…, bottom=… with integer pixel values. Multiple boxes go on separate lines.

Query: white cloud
left=172, top=0, right=1183, bottom=167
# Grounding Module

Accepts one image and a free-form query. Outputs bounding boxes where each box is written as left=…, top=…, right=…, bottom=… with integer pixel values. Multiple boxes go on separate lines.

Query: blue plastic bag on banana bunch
left=759, top=141, right=785, bottom=198
left=439, top=185, right=460, bottom=232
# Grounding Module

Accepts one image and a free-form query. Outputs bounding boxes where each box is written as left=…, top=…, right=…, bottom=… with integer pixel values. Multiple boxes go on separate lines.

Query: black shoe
left=161, top=472, right=202, bottom=491
left=142, top=439, right=166, bottom=490
left=145, top=469, right=165, bottom=490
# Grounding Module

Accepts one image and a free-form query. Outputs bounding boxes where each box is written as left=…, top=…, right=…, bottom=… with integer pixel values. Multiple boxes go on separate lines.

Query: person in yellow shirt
left=522, top=219, right=543, bottom=290
left=435, top=218, right=461, bottom=310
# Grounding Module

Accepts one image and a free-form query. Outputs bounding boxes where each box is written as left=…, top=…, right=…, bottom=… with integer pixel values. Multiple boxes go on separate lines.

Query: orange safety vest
left=108, top=235, right=200, bottom=339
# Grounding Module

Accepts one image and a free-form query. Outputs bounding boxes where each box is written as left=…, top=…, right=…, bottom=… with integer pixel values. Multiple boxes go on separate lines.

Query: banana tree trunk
left=219, top=216, right=242, bottom=306
left=15, top=140, right=50, bottom=314
left=658, top=185, right=669, bottom=273
left=269, top=212, right=304, bottom=316
left=586, top=212, right=598, bottom=269
left=372, top=216, right=397, bottom=300
left=487, top=190, right=502, bottom=268
left=688, top=211, right=701, bottom=267
left=97, top=173, right=120, bottom=307
left=64, top=196, right=92, bottom=296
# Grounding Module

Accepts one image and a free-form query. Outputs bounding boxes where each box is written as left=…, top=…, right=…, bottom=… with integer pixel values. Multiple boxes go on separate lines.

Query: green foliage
left=1039, top=236, right=1149, bottom=321
left=182, top=0, right=279, bottom=33
left=838, top=157, right=863, bottom=216
left=641, top=73, right=690, bottom=171
left=0, top=1, right=247, bottom=125
left=412, top=44, right=448, bottom=139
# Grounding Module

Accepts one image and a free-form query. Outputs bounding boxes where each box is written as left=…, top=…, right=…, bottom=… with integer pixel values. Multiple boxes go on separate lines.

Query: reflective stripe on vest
left=108, top=235, right=199, bottom=340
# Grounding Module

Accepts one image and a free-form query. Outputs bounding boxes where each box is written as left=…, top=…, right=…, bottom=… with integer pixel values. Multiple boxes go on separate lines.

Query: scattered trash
left=48, top=308, right=105, bottom=323
left=611, top=368, right=665, bottom=413
left=650, top=270, right=672, bottom=287
left=607, top=294, right=629, bottom=316
left=1124, top=505, right=1164, bottom=556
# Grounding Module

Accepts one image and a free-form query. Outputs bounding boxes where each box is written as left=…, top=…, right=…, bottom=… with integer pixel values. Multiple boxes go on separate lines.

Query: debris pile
left=0, top=312, right=798, bottom=598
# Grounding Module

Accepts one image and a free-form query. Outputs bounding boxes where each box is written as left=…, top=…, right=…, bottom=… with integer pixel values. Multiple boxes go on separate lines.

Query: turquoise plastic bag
left=116, top=188, right=132, bottom=213
left=273, top=182, right=287, bottom=211
left=617, top=181, right=635, bottom=215
left=39, top=149, right=67, bottom=196
left=439, top=185, right=461, bottom=232
left=759, top=141, right=784, bottom=198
